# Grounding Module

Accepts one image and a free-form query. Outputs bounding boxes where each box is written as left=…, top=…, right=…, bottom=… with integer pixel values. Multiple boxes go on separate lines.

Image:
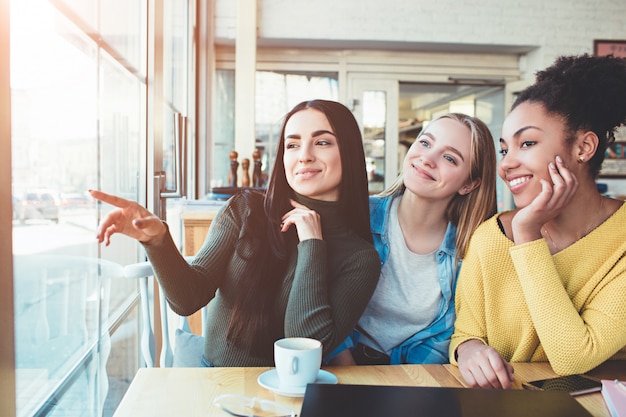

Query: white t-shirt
left=357, top=197, right=442, bottom=354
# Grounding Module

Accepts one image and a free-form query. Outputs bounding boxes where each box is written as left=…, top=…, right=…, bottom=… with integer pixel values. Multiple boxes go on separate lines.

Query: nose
left=419, top=152, right=435, bottom=168
left=498, top=150, right=519, bottom=172
left=298, top=141, right=314, bottom=162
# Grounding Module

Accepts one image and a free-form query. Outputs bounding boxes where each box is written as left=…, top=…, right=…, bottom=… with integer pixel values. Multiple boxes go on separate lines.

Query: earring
left=578, top=156, right=585, bottom=163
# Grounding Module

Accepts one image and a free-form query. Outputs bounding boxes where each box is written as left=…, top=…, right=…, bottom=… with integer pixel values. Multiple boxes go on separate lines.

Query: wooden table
left=113, top=361, right=624, bottom=417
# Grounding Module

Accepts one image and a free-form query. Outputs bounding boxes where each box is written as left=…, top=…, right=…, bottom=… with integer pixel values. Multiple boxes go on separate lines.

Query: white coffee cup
left=274, top=337, right=322, bottom=388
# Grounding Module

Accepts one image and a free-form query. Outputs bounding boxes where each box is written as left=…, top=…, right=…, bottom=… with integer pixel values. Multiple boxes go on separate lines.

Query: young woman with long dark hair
left=90, top=99, right=381, bottom=366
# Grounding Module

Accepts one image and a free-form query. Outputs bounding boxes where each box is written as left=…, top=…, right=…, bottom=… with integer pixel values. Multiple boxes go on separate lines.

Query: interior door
left=349, top=78, right=399, bottom=193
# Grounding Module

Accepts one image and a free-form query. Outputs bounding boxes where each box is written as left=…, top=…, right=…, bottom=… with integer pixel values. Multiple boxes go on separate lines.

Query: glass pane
left=53, top=0, right=97, bottom=30
left=11, top=1, right=143, bottom=415
left=362, top=91, right=387, bottom=193
left=13, top=256, right=123, bottom=417
left=163, top=0, right=188, bottom=111
left=212, top=70, right=235, bottom=190
left=97, top=24, right=145, bottom=416
left=11, top=2, right=104, bottom=409
left=100, top=0, right=147, bottom=77
left=100, top=54, right=144, bottom=205
left=162, top=0, right=189, bottom=192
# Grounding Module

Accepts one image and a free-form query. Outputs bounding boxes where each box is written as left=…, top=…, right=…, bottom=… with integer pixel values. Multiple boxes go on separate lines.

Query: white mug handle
left=289, top=356, right=298, bottom=375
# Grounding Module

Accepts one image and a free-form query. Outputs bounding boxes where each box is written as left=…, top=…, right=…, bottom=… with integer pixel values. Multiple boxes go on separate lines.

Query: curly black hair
left=513, top=54, right=626, bottom=177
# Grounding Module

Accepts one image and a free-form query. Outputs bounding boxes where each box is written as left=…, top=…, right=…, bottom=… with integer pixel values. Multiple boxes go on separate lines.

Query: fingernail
left=549, top=162, right=555, bottom=170
left=555, top=156, right=562, bottom=163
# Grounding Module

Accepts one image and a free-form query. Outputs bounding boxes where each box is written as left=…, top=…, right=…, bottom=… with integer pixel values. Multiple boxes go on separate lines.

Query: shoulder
left=610, top=199, right=626, bottom=219
left=345, top=242, right=382, bottom=276
left=215, top=189, right=266, bottom=226
left=369, top=194, right=387, bottom=211
left=334, top=231, right=380, bottom=263
left=230, top=189, right=264, bottom=205
left=223, top=189, right=264, bottom=212
left=369, top=193, right=397, bottom=225
left=495, top=210, right=515, bottom=239
left=369, top=191, right=399, bottom=207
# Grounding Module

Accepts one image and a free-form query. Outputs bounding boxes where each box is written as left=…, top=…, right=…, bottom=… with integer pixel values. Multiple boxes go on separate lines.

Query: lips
left=295, top=168, right=321, bottom=179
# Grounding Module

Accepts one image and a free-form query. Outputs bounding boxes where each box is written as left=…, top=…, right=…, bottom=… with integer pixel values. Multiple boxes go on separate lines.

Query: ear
left=458, top=178, right=481, bottom=196
left=574, top=131, right=599, bottom=163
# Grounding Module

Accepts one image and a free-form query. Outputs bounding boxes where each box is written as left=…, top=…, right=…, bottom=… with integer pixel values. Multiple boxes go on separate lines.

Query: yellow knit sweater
left=450, top=203, right=626, bottom=375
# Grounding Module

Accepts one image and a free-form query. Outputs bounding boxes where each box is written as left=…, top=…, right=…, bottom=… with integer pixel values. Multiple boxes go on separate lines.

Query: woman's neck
left=292, top=192, right=343, bottom=230
left=397, top=191, right=449, bottom=254
left=541, top=182, right=619, bottom=252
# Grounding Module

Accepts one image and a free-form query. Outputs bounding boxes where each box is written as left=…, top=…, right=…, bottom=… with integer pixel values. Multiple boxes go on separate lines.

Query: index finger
left=89, top=189, right=133, bottom=209
left=488, top=355, right=514, bottom=389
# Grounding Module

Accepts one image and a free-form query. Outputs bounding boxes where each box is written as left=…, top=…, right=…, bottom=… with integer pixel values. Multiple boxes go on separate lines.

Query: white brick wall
left=215, top=0, right=626, bottom=76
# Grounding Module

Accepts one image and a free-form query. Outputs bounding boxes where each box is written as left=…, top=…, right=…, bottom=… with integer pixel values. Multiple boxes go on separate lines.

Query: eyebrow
left=285, top=130, right=336, bottom=140
left=500, top=125, right=544, bottom=144
left=420, top=132, right=466, bottom=162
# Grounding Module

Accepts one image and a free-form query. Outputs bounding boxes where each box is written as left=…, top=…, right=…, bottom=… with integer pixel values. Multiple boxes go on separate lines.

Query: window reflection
left=11, top=1, right=143, bottom=415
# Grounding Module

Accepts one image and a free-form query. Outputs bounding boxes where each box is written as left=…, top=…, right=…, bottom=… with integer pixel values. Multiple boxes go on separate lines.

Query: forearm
left=284, top=239, right=334, bottom=346
left=285, top=244, right=380, bottom=356
left=449, top=254, right=488, bottom=364
left=144, top=212, right=237, bottom=316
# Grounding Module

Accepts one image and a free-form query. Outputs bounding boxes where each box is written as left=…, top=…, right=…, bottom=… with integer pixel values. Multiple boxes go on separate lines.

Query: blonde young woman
left=329, top=113, right=497, bottom=365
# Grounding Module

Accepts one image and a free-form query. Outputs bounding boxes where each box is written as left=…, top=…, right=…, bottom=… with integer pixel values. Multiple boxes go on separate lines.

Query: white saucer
left=257, top=369, right=338, bottom=397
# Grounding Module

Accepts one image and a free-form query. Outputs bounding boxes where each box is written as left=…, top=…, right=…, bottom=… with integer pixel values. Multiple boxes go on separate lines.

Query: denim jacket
left=326, top=191, right=459, bottom=364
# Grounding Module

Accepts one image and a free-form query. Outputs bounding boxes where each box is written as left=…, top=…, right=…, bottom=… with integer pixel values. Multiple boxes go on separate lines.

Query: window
left=11, top=0, right=147, bottom=415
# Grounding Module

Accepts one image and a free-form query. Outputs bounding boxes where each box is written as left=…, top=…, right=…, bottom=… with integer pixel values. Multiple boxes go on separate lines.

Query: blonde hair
left=380, top=113, right=497, bottom=259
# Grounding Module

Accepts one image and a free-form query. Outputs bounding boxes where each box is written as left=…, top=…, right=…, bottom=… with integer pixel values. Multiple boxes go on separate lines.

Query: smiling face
left=403, top=117, right=475, bottom=201
left=283, top=108, right=342, bottom=201
left=498, top=101, right=572, bottom=208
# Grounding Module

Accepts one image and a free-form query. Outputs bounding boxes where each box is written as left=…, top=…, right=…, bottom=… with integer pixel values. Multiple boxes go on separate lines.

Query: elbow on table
left=549, top=357, right=602, bottom=376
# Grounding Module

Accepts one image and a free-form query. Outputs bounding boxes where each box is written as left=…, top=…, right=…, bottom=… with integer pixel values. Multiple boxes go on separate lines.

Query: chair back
left=123, top=257, right=207, bottom=368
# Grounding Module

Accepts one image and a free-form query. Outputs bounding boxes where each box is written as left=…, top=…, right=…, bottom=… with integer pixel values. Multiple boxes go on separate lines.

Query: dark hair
left=265, top=99, right=372, bottom=249
left=512, top=54, right=626, bottom=178
left=227, top=99, right=371, bottom=357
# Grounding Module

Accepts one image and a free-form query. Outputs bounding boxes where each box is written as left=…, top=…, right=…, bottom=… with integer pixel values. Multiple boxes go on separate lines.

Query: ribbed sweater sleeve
left=142, top=193, right=247, bottom=316
left=285, top=239, right=381, bottom=357
left=450, top=206, right=626, bottom=374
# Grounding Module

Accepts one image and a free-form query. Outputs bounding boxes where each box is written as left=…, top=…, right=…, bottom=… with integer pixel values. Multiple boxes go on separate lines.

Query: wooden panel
left=181, top=210, right=218, bottom=334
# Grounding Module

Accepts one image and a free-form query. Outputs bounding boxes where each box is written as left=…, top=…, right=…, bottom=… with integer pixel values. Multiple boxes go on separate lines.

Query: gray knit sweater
left=143, top=191, right=381, bottom=366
